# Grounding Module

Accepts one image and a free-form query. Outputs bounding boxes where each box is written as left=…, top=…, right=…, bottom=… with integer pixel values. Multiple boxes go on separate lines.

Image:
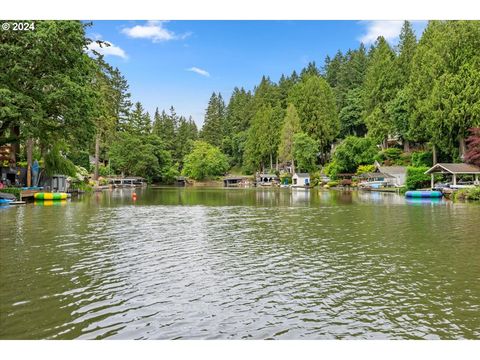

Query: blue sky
left=86, top=20, right=427, bottom=127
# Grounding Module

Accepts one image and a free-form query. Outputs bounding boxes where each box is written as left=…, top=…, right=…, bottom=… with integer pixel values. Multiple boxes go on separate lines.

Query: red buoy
left=132, top=192, right=137, bottom=201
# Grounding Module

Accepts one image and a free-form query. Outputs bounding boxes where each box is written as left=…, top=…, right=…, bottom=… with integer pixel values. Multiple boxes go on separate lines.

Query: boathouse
left=292, top=173, right=310, bottom=186
left=425, top=163, right=480, bottom=189
left=257, top=173, right=279, bottom=186
left=223, top=176, right=247, bottom=187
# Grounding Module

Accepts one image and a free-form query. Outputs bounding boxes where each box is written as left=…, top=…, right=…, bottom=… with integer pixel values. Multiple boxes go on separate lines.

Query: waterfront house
left=257, top=173, right=279, bottom=186
left=223, top=176, right=248, bottom=187
left=292, top=173, right=310, bottom=187
left=374, top=161, right=407, bottom=186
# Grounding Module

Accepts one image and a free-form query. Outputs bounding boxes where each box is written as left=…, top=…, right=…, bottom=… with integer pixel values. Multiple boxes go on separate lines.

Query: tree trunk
left=291, top=158, right=295, bottom=175
left=26, top=138, right=33, bottom=187
left=270, top=153, right=273, bottom=171
left=459, top=137, right=466, bottom=160
left=94, top=132, right=100, bottom=181
left=275, top=156, right=278, bottom=171
left=432, top=144, right=437, bottom=164
left=403, top=139, right=410, bottom=153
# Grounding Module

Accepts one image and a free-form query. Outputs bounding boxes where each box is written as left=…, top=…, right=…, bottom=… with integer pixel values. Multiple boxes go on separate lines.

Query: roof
left=259, top=174, right=278, bottom=178
left=425, top=163, right=480, bottom=175
left=377, top=165, right=407, bottom=175
left=293, top=173, right=310, bottom=177
left=224, top=177, right=245, bottom=181
left=360, top=172, right=395, bottom=179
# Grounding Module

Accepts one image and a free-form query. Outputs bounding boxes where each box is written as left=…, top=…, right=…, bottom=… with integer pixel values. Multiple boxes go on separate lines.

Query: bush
left=405, top=166, right=431, bottom=190
left=0, top=187, right=21, bottom=200
left=356, top=164, right=376, bottom=175
left=327, top=180, right=339, bottom=187
left=454, top=187, right=480, bottom=201
left=411, top=151, right=433, bottom=167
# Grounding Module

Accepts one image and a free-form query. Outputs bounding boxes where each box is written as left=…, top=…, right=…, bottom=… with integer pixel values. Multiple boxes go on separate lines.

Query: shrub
left=405, top=166, right=431, bottom=190
left=0, top=187, right=21, bottom=200
left=327, top=180, right=339, bottom=187
left=356, top=164, right=376, bottom=175
left=454, top=187, right=480, bottom=201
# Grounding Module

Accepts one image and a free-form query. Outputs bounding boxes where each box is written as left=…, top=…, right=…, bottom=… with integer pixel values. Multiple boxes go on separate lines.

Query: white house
left=292, top=173, right=310, bottom=187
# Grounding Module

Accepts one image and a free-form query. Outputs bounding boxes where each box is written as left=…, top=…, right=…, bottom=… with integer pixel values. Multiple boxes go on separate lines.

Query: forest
left=1, top=20, right=479, bottom=185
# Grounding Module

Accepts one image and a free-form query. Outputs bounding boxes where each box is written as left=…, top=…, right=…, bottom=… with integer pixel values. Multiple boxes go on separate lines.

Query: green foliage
left=200, top=92, right=226, bottom=147
left=331, top=136, right=378, bottom=175
left=339, top=88, right=366, bottom=137
left=289, top=75, right=339, bottom=153
left=327, top=180, right=339, bottom=187
left=109, top=133, right=173, bottom=183
left=182, top=141, right=229, bottom=180
left=278, top=104, right=301, bottom=164
left=363, top=37, right=398, bottom=144
left=405, top=166, right=430, bottom=190
left=374, top=148, right=403, bottom=165
left=411, top=151, right=433, bottom=167
left=356, top=164, right=376, bottom=175
left=292, top=133, right=318, bottom=173
left=0, top=187, right=21, bottom=200
left=43, top=143, right=77, bottom=177
left=454, top=187, right=480, bottom=201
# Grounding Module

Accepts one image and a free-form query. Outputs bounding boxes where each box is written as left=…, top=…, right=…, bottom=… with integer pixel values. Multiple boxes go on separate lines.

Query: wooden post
left=453, top=173, right=457, bottom=186
left=431, top=174, right=434, bottom=189
left=26, top=138, right=33, bottom=187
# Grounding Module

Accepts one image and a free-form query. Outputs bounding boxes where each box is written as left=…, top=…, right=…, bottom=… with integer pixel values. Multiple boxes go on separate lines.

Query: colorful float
left=405, top=190, right=443, bottom=198
left=34, top=192, right=68, bottom=201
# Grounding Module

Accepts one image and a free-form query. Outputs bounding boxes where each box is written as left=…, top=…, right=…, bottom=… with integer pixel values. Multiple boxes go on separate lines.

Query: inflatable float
left=405, top=190, right=443, bottom=198
left=34, top=192, right=68, bottom=201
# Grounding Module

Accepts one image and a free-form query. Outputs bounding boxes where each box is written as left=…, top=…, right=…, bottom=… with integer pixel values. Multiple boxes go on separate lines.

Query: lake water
left=1, top=188, right=479, bottom=339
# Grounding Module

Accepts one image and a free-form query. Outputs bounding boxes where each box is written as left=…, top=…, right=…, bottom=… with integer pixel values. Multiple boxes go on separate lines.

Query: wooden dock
left=20, top=189, right=41, bottom=201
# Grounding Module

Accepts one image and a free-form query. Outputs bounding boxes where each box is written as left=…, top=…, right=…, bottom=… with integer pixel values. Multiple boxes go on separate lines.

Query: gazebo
left=424, top=163, right=480, bottom=188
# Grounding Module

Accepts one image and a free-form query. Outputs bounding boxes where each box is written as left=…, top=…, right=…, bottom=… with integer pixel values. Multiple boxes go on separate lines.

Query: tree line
left=198, top=20, right=480, bottom=178
left=1, top=21, right=479, bottom=184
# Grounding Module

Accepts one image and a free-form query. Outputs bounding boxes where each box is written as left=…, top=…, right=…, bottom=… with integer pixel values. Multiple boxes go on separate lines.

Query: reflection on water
left=1, top=188, right=479, bottom=339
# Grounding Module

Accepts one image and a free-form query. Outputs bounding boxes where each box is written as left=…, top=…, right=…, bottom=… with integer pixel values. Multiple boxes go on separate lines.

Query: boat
left=0, top=192, right=16, bottom=205
left=405, top=190, right=443, bottom=198
left=34, top=192, right=68, bottom=201
left=0, top=198, right=13, bottom=205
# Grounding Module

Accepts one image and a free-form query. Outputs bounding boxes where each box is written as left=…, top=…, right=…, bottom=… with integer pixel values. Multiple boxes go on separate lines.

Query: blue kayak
left=405, top=190, right=443, bottom=198
left=0, top=198, right=13, bottom=205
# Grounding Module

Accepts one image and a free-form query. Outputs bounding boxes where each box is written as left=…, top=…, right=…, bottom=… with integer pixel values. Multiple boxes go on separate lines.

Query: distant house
left=223, top=176, right=248, bottom=187
left=374, top=161, right=407, bottom=186
left=292, top=173, right=310, bottom=187
left=257, top=173, right=279, bottom=186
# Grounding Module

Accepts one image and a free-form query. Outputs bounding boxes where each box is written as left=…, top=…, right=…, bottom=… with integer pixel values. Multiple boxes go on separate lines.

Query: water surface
left=1, top=188, right=479, bottom=339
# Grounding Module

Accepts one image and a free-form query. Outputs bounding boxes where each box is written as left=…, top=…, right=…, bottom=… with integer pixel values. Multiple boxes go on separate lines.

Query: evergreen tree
left=363, top=36, right=398, bottom=146
left=288, top=75, right=339, bottom=155
left=278, top=104, right=301, bottom=172
left=200, top=92, right=226, bottom=147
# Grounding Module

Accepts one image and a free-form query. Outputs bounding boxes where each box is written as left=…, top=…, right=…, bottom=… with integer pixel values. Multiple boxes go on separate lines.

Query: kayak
left=405, top=190, right=443, bottom=198
left=34, top=192, right=68, bottom=201
left=0, top=198, right=13, bottom=205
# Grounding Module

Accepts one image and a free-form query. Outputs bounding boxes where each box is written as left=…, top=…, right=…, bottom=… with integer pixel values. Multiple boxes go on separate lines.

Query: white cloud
left=87, top=40, right=127, bottom=59
left=121, top=21, right=190, bottom=43
left=186, top=67, right=210, bottom=77
left=359, top=20, right=404, bottom=44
